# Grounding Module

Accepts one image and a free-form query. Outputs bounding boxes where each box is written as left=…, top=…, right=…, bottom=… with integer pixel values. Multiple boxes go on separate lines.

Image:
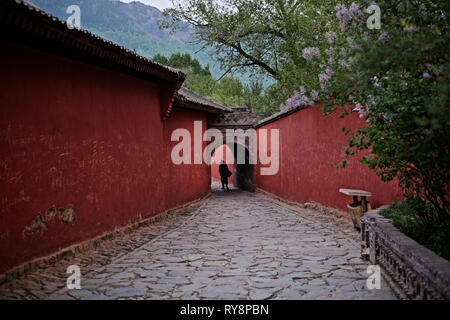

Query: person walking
left=219, top=161, right=232, bottom=191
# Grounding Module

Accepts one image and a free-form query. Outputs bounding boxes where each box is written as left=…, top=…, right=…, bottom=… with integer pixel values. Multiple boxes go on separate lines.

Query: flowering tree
left=162, top=0, right=340, bottom=111
left=281, top=1, right=369, bottom=110
left=283, top=1, right=449, bottom=226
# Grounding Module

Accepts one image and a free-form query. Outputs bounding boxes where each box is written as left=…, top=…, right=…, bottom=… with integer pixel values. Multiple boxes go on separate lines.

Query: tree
left=162, top=1, right=450, bottom=256
left=153, top=52, right=268, bottom=108
left=154, top=52, right=212, bottom=77
left=152, top=53, right=170, bottom=66
left=162, top=0, right=339, bottom=108
left=213, top=77, right=244, bottom=106
left=280, top=1, right=449, bottom=228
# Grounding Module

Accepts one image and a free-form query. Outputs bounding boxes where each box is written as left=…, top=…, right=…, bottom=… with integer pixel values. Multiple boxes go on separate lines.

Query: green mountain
left=29, top=0, right=223, bottom=79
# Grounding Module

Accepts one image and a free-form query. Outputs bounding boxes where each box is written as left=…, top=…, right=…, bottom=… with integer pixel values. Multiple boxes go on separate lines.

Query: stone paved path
left=0, top=186, right=395, bottom=300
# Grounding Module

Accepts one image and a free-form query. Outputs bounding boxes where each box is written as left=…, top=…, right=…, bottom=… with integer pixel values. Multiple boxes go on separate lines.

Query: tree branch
left=216, top=37, right=278, bottom=77
left=217, top=62, right=257, bottom=81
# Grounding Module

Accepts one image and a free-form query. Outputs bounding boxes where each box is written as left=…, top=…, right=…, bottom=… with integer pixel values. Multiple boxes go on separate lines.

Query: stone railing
left=361, top=207, right=450, bottom=300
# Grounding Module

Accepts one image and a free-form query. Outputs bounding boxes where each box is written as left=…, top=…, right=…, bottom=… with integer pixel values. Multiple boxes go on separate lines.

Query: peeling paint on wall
left=0, top=40, right=210, bottom=275
left=58, top=205, right=77, bottom=224
left=22, top=214, right=47, bottom=237
left=44, top=206, right=57, bottom=222
left=22, top=205, right=77, bottom=237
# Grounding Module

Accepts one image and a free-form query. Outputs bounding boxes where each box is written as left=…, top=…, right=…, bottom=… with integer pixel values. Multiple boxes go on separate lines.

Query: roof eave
left=0, top=0, right=186, bottom=85
left=173, top=100, right=232, bottom=115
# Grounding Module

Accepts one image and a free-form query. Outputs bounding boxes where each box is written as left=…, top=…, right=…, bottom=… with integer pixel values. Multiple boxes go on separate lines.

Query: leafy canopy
left=162, top=0, right=340, bottom=109
left=153, top=52, right=267, bottom=108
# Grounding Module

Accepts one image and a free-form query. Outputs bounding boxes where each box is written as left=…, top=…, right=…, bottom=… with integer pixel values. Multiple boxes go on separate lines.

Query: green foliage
left=325, top=1, right=450, bottom=223
left=162, top=0, right=339, bottom=112
left=153, top=53, right=270, bottom=110
left=31, top=0, right=281, bottom=112
left=161, top=0, right=449, bottom=254
left=153, top=53, right=212, bottom=77
left=30, top=0, right=225, bottom=80
left=305, top=1, right=450, bottom=259
left=380, top=199, right=450, bottom=261
left=31, top=0, right=280, bottom=111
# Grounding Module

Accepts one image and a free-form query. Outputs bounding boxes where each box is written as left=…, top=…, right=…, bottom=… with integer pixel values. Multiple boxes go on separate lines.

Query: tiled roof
left=175, top=87, right=232, bottom=114
left=0, top=0, right=185, bottom=84
left=254, top=105, right=310, bottom=128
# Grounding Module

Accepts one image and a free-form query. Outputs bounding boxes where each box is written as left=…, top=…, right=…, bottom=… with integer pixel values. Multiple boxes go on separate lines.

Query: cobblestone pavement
left=0, top=185, right=395, bottom=300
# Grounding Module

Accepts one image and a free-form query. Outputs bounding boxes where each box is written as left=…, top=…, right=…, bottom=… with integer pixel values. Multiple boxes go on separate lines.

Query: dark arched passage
left=211, top=142, right=255, bottom=192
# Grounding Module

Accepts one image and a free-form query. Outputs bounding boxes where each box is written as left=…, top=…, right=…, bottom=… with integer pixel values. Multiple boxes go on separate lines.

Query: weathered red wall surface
left=211, top=145, right=235, bottom=185
left=256, top=106, right=403, bottom=211
left=0, top=41, right=210, bottom=274
left=163, top=108, right=211, bottom=207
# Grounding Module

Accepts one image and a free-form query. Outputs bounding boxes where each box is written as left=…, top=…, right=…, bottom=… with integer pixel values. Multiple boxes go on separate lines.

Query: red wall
left=211, top=144, right=235, bottom=185
left=0, top=41, right=210, bottom=274
left=256, top=106, right=403, bottom=211
left=163, top=108, right=211, bottom=207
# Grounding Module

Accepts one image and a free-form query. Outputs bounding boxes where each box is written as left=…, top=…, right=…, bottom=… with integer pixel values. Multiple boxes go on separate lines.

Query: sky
left=119, top=0, right=173, bottom=11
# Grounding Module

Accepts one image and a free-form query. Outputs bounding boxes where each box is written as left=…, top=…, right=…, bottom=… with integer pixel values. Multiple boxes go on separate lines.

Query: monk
left=219, top=161, right=232, bottom=191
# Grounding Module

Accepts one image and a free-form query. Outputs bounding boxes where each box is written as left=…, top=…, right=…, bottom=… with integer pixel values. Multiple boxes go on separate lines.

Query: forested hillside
left=29, top=0, right=221, bottom=78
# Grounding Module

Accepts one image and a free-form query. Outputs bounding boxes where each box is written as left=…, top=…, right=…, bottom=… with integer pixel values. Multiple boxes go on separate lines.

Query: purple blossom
left=372, top=76, right=381, bottom=87
left=299, top=86, right=306, bottom=94
left=423, top=72, right=431, bottom=79
left=335, top=4, right=349, bottom=22
left=335, top=4, right=349, bottom=30
left=325, top=67, right=334, bottom=77
left=404, top=25, right=419, bottom=33
left=328, top=32, right=336, bottom=45
left=318, top=73, right=330, bottom=83
left=347, top=36, right=360, bottom=50
left=425, top=63, right=432, bottom=70
left=353, top=103, right=368, bottom=118
left=353, top=103, right=363, bottom=113
left=282, top=90, right=313, bottom=111
left=320, top=83, right=328, bottom=91
left=302, top=47, right=320, bottom=61
left=378, top=32, right=389, bottom=41
left=311, top=90, right=319, bottom=101
left=328, top=56, right=336, bottom=65
left=339, top=59, right=351, bottom=70
left=349, top=2, right=363, bottom=19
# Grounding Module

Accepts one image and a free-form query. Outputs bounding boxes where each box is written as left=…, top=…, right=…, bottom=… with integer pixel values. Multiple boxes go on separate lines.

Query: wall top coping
left=254, top=105, right=310, bottom=129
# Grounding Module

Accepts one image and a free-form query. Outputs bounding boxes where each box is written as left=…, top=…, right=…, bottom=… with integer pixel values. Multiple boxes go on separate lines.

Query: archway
left=210, top=142, right=255, bottom=192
